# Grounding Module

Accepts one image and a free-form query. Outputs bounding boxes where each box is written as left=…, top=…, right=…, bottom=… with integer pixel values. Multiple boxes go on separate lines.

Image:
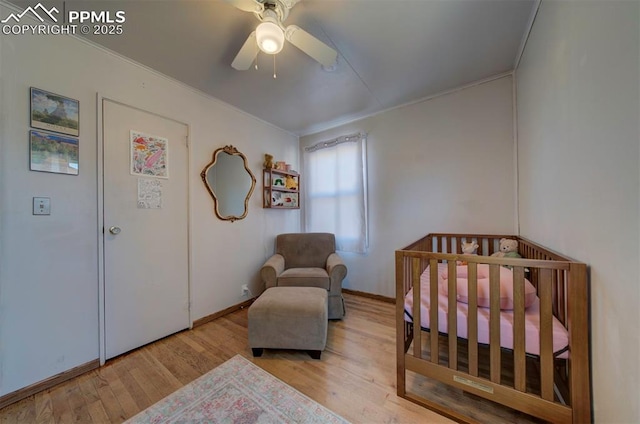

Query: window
left=304, top=133, right=368, bottom=253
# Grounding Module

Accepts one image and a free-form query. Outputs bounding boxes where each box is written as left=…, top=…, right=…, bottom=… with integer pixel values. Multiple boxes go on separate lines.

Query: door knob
left=109, top=226, right=122, bottom=235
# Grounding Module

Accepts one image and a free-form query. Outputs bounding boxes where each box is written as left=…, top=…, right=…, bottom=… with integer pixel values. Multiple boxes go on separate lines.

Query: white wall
left=0, top=6, right=299, bottom=396
left=516, top=1, right=639, bottom=422
left=300, top=76, right=516, bottom=297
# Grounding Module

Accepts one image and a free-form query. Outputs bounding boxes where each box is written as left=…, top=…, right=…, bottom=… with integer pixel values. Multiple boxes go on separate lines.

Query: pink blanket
left=440, top=263, right=537, bottom=310
left=404, top=264, right=569, bottom=358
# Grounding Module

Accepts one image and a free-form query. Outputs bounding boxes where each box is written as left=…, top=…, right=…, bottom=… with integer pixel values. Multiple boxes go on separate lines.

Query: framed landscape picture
left=30, top=130, right=79, bottom=175
left=30, top=87, right=79, bottom=136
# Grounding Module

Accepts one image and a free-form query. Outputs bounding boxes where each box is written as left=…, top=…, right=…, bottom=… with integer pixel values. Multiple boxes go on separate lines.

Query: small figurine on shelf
left=264, top=154, right=274, bottom=169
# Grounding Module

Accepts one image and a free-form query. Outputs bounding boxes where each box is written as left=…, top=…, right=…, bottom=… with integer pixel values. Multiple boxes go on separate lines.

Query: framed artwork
left=30, top=87, right=79, bottom=137
left=271, top=191, right=283, bottom=206
left=130, top=130, right=169, bottom=178
left=137, top=178, right=163, bottom=209
left=29, top=130, right=79, bottom=175
left=272, top=176, right=285, bottom=187
left=282, top=193, right=298, bottom=207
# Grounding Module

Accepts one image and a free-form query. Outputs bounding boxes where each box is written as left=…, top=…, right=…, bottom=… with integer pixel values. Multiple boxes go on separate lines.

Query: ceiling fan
left=225, top=0, right=338, bottom=71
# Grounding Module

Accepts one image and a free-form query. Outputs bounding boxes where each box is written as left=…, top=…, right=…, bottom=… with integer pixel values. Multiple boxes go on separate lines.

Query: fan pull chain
left=255, top=54, right=258, bottom=70
left=273, top=55, right=277, bottom=79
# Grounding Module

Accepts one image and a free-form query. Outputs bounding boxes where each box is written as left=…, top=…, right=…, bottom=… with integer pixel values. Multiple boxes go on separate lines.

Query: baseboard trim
left=343, top=289, right=395, bottom=304
left=193, top=291, right=394, bottom=328
left=0, top=359, right=100, bottom=410
left=193, top=298, right=256, bottom=328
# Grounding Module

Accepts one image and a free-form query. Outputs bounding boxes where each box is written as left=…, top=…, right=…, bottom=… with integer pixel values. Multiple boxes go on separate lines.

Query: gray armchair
left=260, top=233, right=347, bottom=319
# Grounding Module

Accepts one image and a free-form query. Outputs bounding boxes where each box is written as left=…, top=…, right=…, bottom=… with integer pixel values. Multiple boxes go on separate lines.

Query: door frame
left=97, top=94, right=193, bottom=365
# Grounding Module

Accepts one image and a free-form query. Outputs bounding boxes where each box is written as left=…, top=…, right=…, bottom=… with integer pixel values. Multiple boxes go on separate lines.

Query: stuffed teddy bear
left=458, top=241, right=479, bottom=265
left=491, top=238, right=521, bottom=259
left=461, top=241, right=479, bottom=255
left=263, top=153, right=274, bottom=169
left=285, top=175, right=298, bottom=190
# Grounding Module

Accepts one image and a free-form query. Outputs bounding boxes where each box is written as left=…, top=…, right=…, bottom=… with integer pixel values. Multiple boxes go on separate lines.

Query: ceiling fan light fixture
left=256, top=21, right=284, bottom=54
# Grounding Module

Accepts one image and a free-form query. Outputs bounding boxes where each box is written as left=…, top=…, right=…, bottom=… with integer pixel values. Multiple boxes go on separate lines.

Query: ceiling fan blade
left=285, top=25, right=337, bottom=67
left=231, top=32, right=258, bottom=70
left=223, top=0, right=263, bottom=13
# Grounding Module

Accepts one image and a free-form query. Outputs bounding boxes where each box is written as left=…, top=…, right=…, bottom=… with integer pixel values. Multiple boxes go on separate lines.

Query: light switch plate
left=33, top=197, right=51, bottom=215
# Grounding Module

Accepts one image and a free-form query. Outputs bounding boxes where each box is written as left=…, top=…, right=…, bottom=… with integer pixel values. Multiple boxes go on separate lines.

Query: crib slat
left=404, top=258, right=411, bottom=345
left=396, top=252, right=407, bottom=397
left=429, top=259, right=439, bottom=363
left=447, top=261, right=458, bottom=370
left=552, top=270, right=558, bottom=318
left=513, top=266, right=526, bottom=392
left=486, top=238, right=495, bottom=256
left=477, top=239, right=485, bottom=256
left=467, top=263, right=479, bottom=377
left=489, top=264, right=501, bottom=384
left=557, top=270, right=566, bottom=326
left=539, top=268, right=554, bottom=401
left=412, top=258, right=422, bottom=359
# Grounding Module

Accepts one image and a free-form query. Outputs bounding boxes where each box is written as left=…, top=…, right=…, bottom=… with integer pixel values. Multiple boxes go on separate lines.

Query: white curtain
left=304, top=133, right=368, bottom=253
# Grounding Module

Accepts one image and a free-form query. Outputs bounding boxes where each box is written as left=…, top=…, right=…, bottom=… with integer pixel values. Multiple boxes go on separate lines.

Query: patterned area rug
left=124, top=354, right=349, bottom=423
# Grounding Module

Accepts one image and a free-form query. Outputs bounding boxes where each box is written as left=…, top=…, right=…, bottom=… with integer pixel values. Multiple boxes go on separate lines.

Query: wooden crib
left=396, top=233, right=591, bottom=423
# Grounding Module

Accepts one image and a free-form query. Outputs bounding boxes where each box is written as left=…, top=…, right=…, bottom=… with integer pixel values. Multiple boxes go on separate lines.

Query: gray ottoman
left=248, top=287, right=328, bottom=359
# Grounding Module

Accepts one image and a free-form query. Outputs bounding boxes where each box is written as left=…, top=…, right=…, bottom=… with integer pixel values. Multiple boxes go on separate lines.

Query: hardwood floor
left=0, top=294, right=539, bottom=423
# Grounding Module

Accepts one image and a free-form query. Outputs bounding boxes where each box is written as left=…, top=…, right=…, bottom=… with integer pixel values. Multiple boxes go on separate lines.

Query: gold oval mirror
left=201, top=145, right=256, bottom=222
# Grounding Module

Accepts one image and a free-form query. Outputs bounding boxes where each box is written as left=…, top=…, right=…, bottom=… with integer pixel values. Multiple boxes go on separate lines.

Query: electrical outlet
left=241, top=284, right=249, bottom=296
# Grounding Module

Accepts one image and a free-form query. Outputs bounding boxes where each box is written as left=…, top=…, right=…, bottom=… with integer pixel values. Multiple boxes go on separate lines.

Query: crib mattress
left=404, top=264, right=569, bottom=358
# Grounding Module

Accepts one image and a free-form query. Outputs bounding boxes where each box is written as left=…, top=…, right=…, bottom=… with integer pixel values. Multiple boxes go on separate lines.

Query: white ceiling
left=10, top=0, right=536, bottom=135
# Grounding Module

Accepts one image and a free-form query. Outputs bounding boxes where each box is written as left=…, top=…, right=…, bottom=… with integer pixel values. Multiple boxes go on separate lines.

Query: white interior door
left=103, top=99, right=189, bottom=360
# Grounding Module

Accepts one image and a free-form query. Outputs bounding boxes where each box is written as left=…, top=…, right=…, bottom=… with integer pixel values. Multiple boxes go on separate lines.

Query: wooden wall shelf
left=262, top=168, right=300, bottom=209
